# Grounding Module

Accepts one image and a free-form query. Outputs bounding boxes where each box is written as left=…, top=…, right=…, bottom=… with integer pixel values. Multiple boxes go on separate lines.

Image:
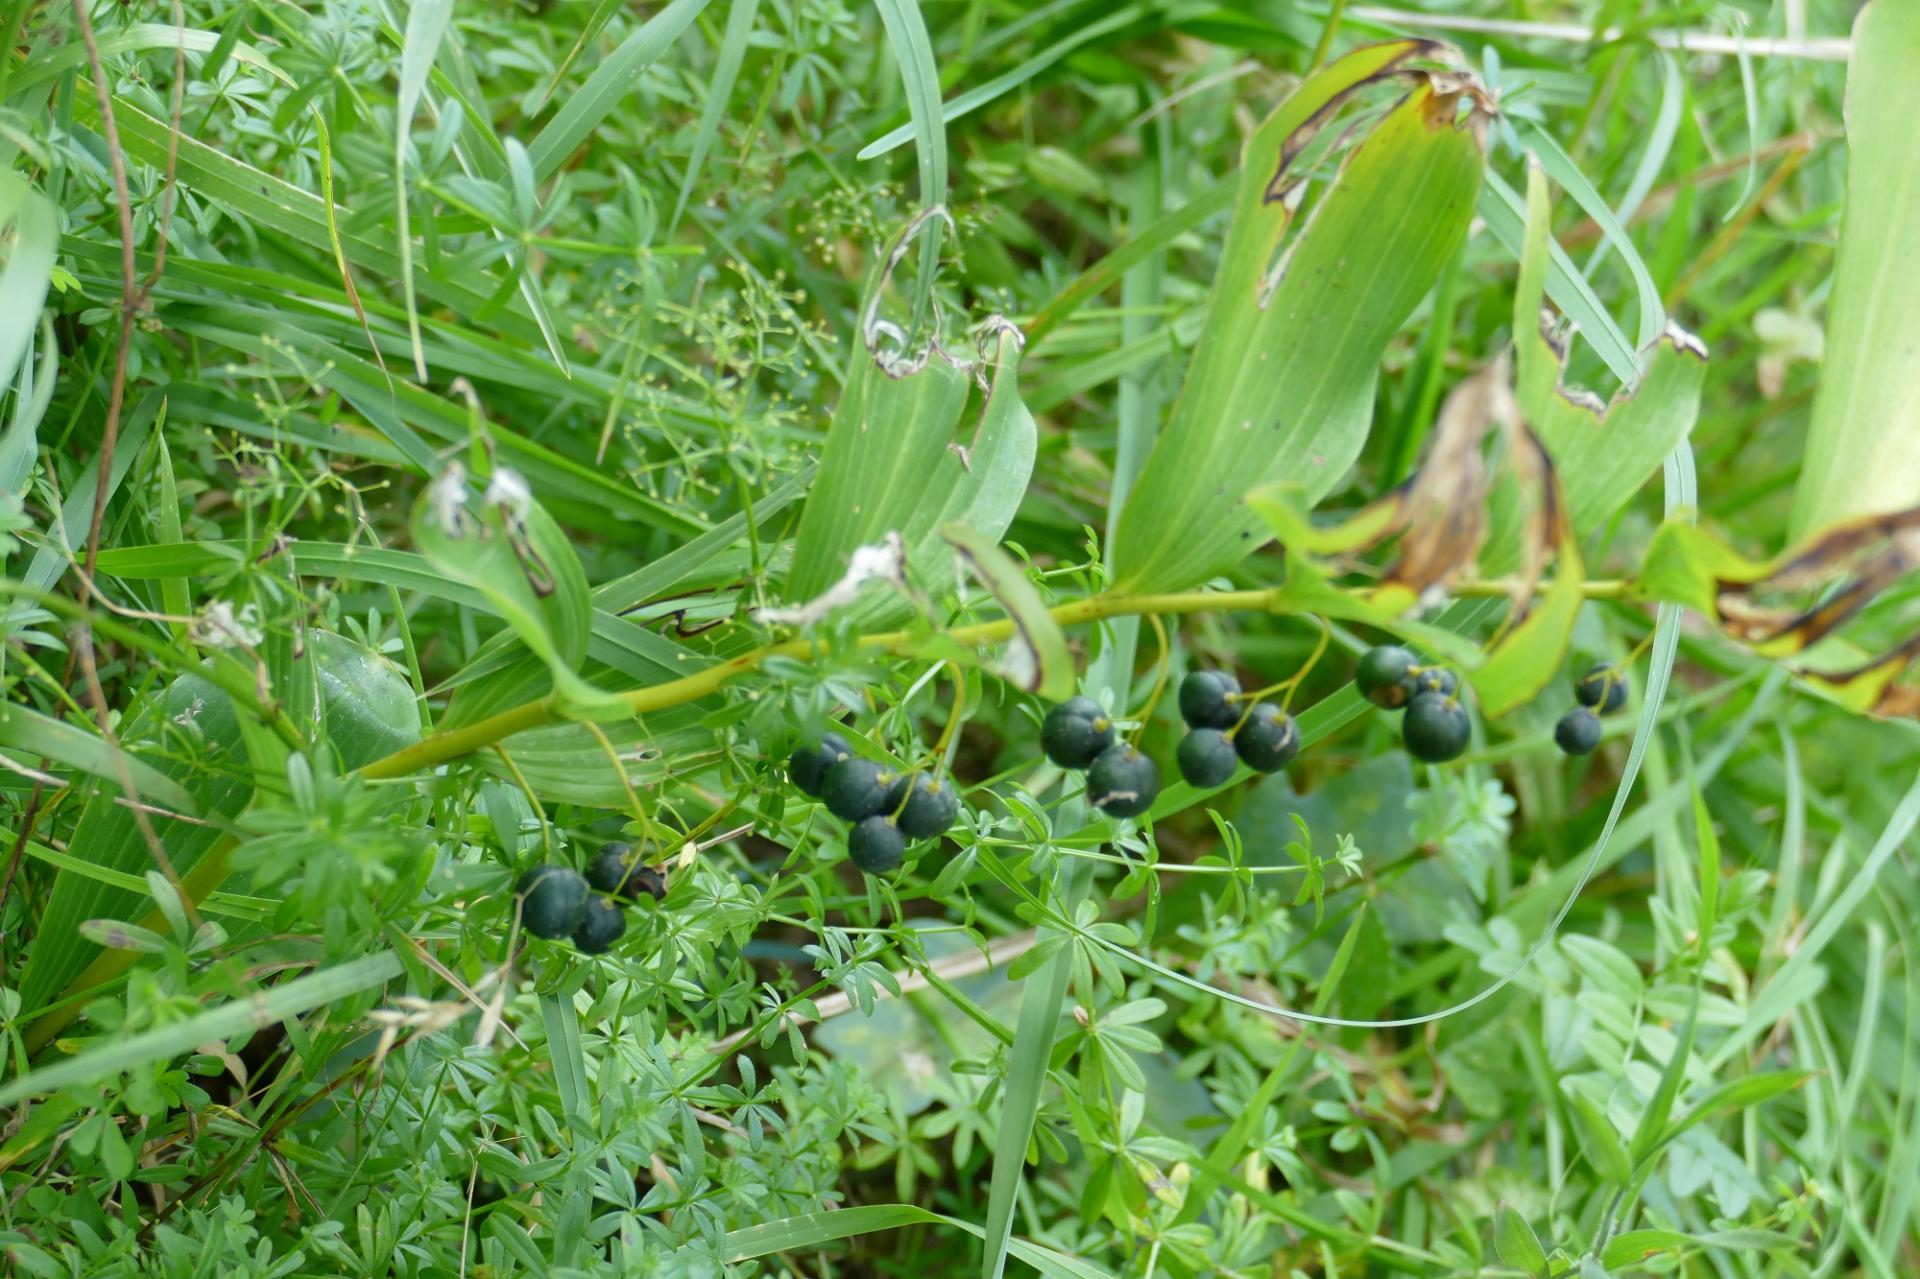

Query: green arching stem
left=359, top=588, right=1278, bottom=779
left=355, top=577, right=1634, bottom=780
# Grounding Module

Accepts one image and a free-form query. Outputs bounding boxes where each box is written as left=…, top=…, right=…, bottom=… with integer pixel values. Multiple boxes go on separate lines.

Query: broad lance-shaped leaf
left=788, top=351, right=965, bottom=603
left=1108, top=42, right=1486, bottom=594
left=1791, top=1, right=1920, bottom=538
left=1462, top=164, right=1586, bottom=717
left=785, top=321, right=1035, bottom=624
left=1470, top=475, right=1583, bottom=718
left=1248, top=168, right=1631, bottom=717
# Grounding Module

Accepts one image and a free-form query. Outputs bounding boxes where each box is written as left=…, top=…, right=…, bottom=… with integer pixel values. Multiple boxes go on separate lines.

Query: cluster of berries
left=1036, top=671, right=1300, bottom=816
left=514, top=843, right=666, bottom=954
left=789, top=732, right=961, bottom=874
left=1038, top=697, right=1161, bottom=816
left=1355, top=645, right=1472, bottom=763
left=1553, top=662, right=1629, bottom=756
left=1172, top=670, right=1298, bottom=786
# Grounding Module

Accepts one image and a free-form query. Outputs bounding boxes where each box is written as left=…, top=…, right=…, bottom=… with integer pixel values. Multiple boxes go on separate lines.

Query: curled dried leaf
left=1260, top=42, right=1490, bottom=207
left=1499, top=421, right=1569, bottom=630
left=1381, top=356, right=1518, bottom=598
left=1716, top=507, right=1920, bottom=650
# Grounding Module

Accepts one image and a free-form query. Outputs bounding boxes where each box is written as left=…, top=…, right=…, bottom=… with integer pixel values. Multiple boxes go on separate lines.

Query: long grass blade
left=0, top=952, right=401, bottom=1107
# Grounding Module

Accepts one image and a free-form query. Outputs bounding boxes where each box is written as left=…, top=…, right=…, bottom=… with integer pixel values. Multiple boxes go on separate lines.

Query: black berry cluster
left=1357, top=644, right=1471, bottom=763
left=789, top=731, right=961, bottom=874
left=1554, top=661, right=1629, bottom=756
left=515, top=842, right=667, bottom=955
left=1174, top=670, right=1298, bottom=786
left=1040, top=697, right=1161, bottom=817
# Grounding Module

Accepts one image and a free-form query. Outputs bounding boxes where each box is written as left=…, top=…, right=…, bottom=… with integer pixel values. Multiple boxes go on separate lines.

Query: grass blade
left=980, top=859, right=1081, bottom=1279
left=725, top=1204, right=1115, bottom=1278
left=527, top=0, right=714, bottom=182
left=1, top=952, right=401, bottom=1106
left=871, top=0, right=948, bottom=321
left=0, top=704, right=196, bottom=813
left=669, top=0, right=760, bottom=232
left=1478, top=169, right=1642, bottom=389
left=394, top=0, right=455, bottom=381
left=1709, top=767, right=1920, bottom=1070
left=858, top=5, right=1147, bottom=161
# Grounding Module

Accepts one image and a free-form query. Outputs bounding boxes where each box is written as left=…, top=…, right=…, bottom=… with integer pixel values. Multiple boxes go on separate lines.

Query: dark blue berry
left=822, top=756, right=895, bottom=821
left=1575, top=663, right=1628, bottom=715
left=516, top=866, right=589, bottom=940
left=1403, top=692, right=1470, bottom=763
left=1087, top=744, right=1161, bottom=819
left=1176, top=729, right=1238, bottom=788
left=1555, top=707, right=1603, bottom=756
left=1178, top=670, right=1240, bottom=730
left=1041, top=696, right=1115, bottom=769
left=1235, top=703, right=1299, bottom=773
left=571, top=897, right=627, bottom=954
left=1357, top=646, right=1420, bottom=709
left=849, top=815, right=907, bottom=874
left=790, top=732, right=852, bottom=796
left=886, top=773, right=960, bottom=840
left=585, top=842, right=665, bottom=901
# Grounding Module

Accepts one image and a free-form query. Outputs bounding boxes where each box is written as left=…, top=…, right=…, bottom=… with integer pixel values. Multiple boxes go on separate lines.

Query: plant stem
left=356, top=576, right=1633, bottom=780
left=1452, top=576, right=1630, bottom=599
left=360, top=588, right=1277, bottom=779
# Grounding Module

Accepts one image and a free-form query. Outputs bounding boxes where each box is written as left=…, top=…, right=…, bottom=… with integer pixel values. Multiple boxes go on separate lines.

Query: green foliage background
left=3, top=1, right=1919, bottom=1276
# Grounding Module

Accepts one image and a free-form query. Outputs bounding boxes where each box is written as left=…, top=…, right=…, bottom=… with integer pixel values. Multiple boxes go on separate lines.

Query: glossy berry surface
left=1575, top=662, right=1628, bottom=714
left=1178, top=670, right=1240, bottom=730
left=1402, top=692, right=1471, bottom=763
left=1235, top=703, right=1299, bottom=773
left=571, top=897, right=627, bottom=954
left=585, top=842, right=666, bottom=901
left=585, top=842, right=635, bottom=895
left=1357, top=645, right=1420, bottom=709
left=1414, top=666, right=1458, bottom=697
left=789, top=732, right=852, bottom=796
left=1176, top=728, right=1238, bottom=788
left=887, top=773, right=960, bottom=840
left=516, top=866, right=590, bottom=940
left=1040, top=696, right=1116, bottom=769
left=822, top=756, right=894, bottom=821
left=1554, top=707, right=1604, bottom=756
left=848, top=815, right=907, bottom=874
left=1086, top=744, right=1161, bottom=818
